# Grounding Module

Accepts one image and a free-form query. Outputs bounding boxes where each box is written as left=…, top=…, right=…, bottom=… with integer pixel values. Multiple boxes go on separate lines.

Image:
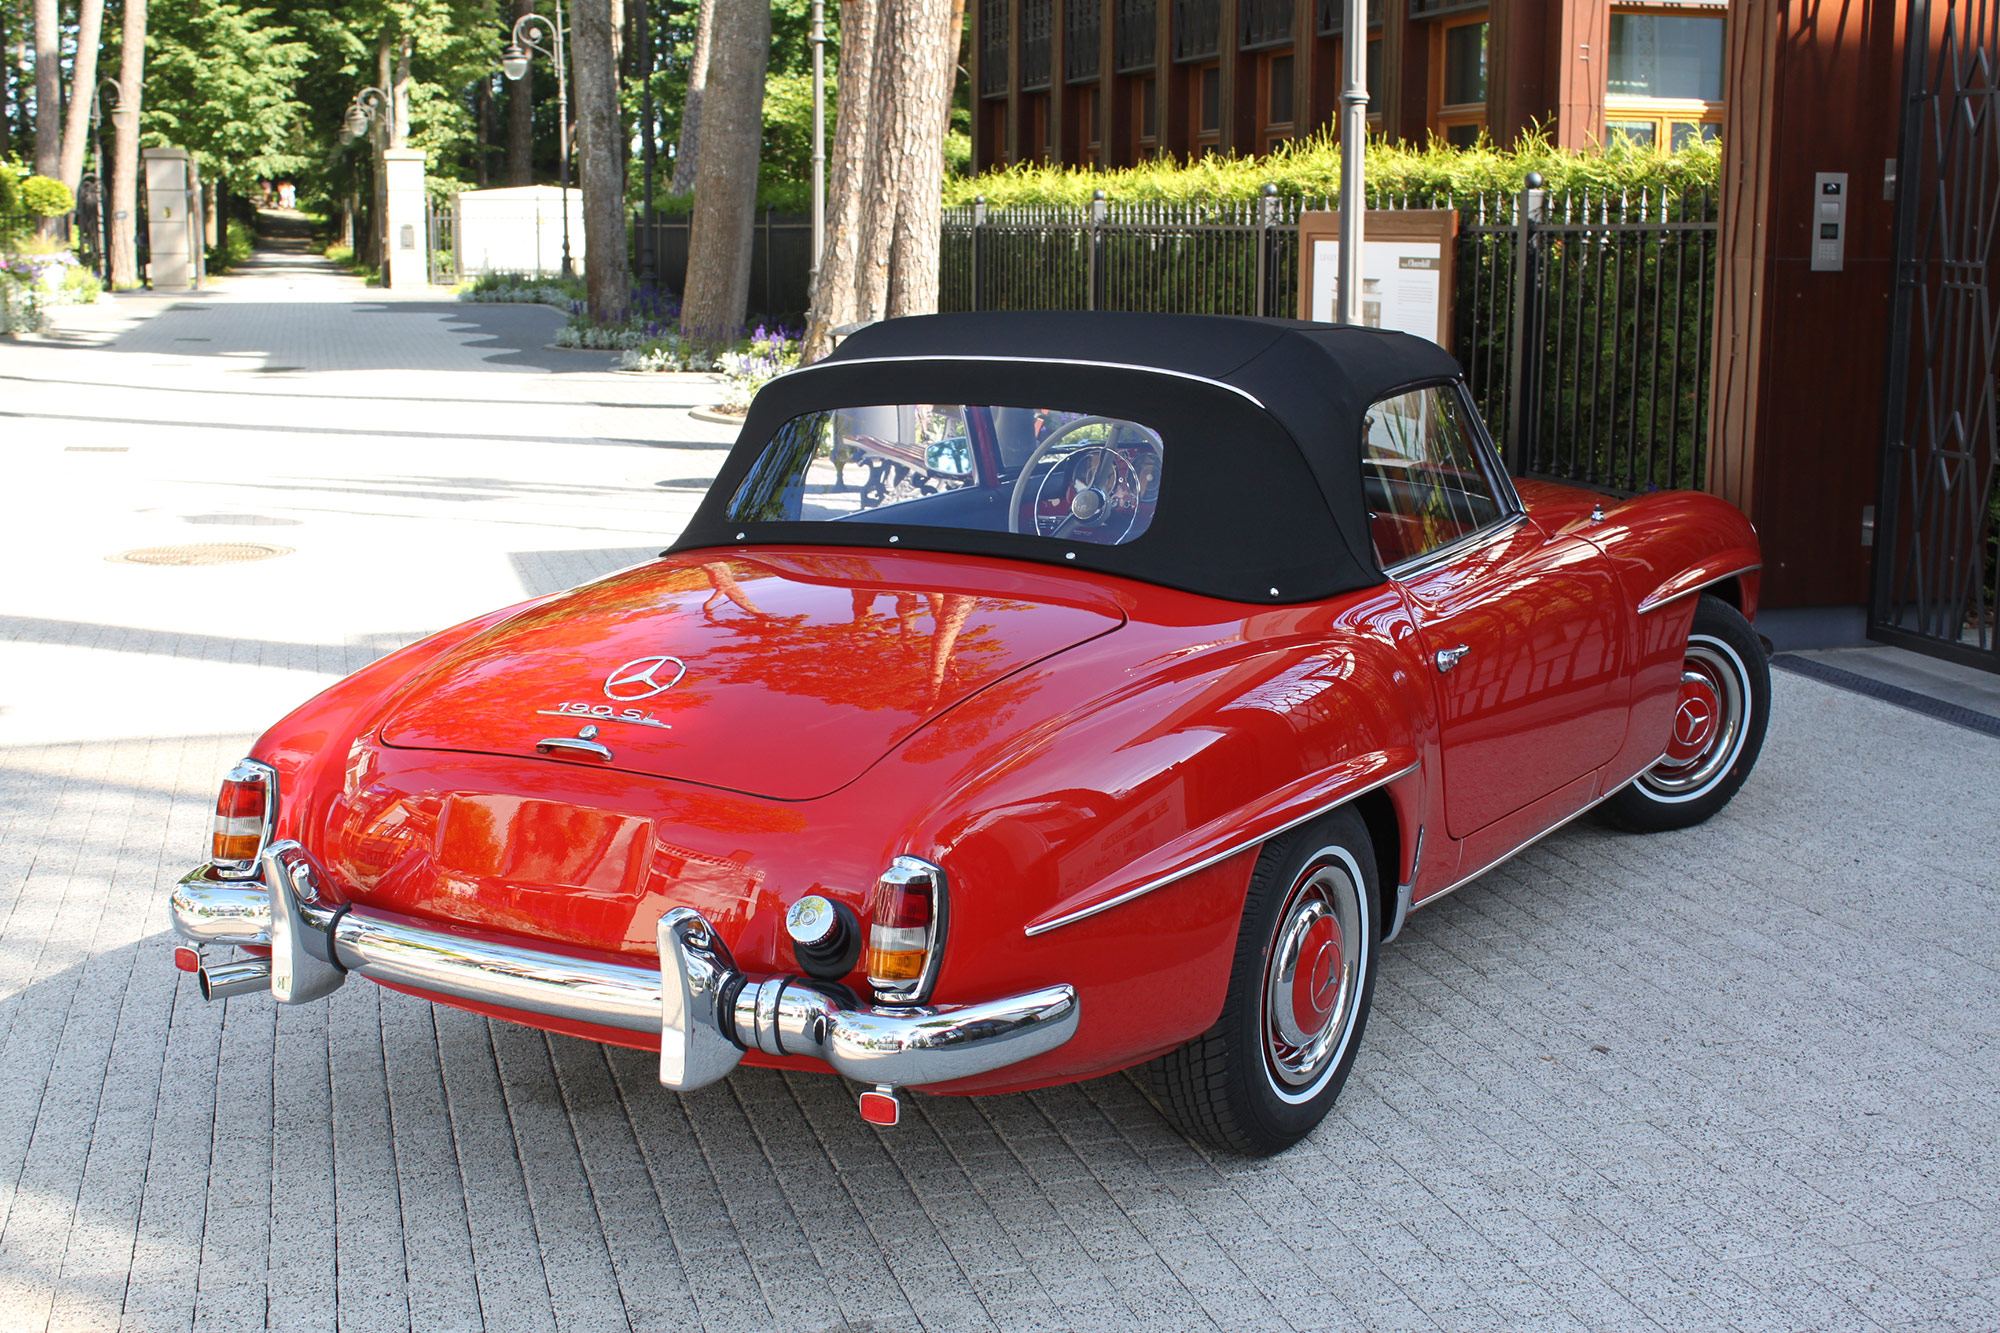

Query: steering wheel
left=1006, top=415, right=1162, bottom=541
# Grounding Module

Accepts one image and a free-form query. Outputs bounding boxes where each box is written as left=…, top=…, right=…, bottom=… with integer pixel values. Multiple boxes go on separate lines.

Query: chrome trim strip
left=1384, top=823, right=1424, bottom=945
left=1382, top=514, right=1531, bottom=583
left=1418, top=773, right=1642, bottom=910
left=1636, top=563, right=1764, bottom=614
left=789, top=354, right=1270, bottom=408
left=1024, top=759, right=1423, bottom=937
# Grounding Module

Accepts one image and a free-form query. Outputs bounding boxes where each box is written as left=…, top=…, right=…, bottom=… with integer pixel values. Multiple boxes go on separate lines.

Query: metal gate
left=428, top=197, right=459, bottom=287
left=1874, top=0, right=2000, bottom=669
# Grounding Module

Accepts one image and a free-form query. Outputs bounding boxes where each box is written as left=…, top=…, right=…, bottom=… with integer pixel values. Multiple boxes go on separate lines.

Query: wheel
left=1145, top=807, right=1379, bottom=1156
left=1603, top=593, right=1770, bottom=833
left=1006, top=415, right=1162, bottom=541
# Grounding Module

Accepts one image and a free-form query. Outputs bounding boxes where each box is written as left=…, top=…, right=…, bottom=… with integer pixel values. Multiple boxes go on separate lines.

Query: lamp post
left=639, top=0, right=655, bottom=287
left=89, top=78, right=123, bottom=283
left=501, top=2, right=573, bottom=279
left=810, top=0, right=825, bottom=279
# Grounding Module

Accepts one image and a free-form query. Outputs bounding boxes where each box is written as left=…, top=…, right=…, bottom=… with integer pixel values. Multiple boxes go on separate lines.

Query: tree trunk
left=802, top=0, right=879, bottom=360
left=678, top=0, right=768, bottom=343
left=882, top=0, right=955, bottom=316
left=55, top=0, right=104, bottom=194
left=507, top=0, right=534, bottom=184
left=31, top=0, right=55, bottom=177
left=572, top=0, right=631, bottom=323
left=669, top=0, right=714, bottom=194
left=475, top=77, right=493, bottom=186
left=108, top=0, right=147, bottom=289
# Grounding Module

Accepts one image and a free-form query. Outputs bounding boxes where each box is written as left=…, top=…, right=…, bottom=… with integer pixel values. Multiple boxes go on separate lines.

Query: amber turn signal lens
left=865, top=857, right=947, bottom=1003
left=210, top=760, right=275, bottom=875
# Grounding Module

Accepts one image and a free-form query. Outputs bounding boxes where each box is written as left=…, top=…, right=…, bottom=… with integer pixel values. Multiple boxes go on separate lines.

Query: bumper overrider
left=171, top=841, right=1081, bottom=1113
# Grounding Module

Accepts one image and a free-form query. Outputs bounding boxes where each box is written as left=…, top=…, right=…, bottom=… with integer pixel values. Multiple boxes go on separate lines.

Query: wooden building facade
left=970, top=0, right=1729, bottom=170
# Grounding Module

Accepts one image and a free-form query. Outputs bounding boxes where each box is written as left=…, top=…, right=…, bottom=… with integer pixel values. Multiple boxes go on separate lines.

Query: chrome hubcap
left=1262, top=855, right=1365, bottom=1099
left=1643, top=639, right=1747, bottom=798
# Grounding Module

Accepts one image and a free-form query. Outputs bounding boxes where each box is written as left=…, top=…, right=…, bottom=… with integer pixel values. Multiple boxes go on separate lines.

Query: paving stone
left=3, top=243, right=1999, bottom=1333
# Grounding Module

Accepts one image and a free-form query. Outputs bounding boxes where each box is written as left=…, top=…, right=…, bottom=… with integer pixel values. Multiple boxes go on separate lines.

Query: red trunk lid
left=377, top=550, right=1124, bottom=800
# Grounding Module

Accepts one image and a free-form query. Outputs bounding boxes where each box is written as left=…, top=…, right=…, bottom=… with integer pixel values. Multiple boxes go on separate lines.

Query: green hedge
left=943, top=129, right=1722, bottom=208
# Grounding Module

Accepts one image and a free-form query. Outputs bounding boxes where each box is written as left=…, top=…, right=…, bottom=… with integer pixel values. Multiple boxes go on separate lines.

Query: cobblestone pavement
left=2, top=247, right=1998, bottom=1333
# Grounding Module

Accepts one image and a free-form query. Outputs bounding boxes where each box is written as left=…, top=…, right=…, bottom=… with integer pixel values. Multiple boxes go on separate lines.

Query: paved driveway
left=2, top=253, right=1997, bottom=1333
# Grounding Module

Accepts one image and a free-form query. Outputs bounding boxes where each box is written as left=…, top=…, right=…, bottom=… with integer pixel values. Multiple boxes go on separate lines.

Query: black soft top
left=671, top=312, right=1464, bottom=604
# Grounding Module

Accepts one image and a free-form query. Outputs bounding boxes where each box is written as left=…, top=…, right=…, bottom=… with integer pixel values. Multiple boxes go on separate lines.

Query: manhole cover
left=107, top=543, right=293, bottom=566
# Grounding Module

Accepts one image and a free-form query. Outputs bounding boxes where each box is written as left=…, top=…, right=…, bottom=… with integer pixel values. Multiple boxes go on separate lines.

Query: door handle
left=1434, top=644, right=1470, bottom=674
left=536, top=735, right=614, bottom=761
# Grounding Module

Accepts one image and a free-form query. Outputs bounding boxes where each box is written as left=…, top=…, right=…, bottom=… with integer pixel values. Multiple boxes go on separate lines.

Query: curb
left=689, top=406, right=746, bottom=425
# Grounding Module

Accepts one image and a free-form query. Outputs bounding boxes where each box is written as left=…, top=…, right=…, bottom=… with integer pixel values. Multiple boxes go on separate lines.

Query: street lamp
left=342, top=87, right=387, bottom=145
left=500, top=3, right=573, bottom=279
left=89, top=78, right=124, bottom=282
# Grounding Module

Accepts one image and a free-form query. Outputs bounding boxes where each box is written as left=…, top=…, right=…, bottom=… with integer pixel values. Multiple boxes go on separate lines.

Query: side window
left=1360, top=384, right=1504, bottom=568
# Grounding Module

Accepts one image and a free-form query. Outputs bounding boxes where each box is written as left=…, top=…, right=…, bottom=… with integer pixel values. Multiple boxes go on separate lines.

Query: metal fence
left=939, top=187, right=1719, bottom=494
left=634, top=210, right=814, bottom=331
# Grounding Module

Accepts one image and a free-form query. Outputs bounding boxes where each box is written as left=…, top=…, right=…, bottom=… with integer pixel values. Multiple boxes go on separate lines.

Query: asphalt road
left=1, top=244, right=1996, bottom=1333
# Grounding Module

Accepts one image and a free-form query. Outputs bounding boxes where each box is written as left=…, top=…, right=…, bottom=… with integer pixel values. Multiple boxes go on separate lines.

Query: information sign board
left=1296, top=210, right=1459, bottom=348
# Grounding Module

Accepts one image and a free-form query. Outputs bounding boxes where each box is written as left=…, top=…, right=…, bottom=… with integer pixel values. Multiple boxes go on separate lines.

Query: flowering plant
left=715, top=325, right=800, bottom=409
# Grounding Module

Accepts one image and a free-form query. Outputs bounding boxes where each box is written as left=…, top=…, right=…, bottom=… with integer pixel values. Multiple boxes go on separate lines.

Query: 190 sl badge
left=533, top=654, right=686, bottom=730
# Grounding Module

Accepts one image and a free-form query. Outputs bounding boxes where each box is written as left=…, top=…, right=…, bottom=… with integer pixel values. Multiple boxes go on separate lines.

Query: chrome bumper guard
left=171, top=842, right=1081, bottom=1096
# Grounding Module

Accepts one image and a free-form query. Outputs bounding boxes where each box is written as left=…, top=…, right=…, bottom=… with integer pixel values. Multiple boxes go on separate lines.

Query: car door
left=1363, top=383, right=1630, bottom=839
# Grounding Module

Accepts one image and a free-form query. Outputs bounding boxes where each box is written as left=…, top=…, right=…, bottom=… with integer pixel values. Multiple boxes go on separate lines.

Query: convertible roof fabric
left=670, top=312, right=1465, bottom=604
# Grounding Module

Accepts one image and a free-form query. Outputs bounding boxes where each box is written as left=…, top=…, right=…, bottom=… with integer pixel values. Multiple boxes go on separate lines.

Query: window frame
left=1364, top=378, right=1524, bottom=579
left=1430, top=13, right=1489, bottom=147
left=1602, top=4, right=1726, bottom=151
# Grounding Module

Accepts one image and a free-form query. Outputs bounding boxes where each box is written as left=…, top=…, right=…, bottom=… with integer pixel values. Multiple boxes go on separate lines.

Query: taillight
left=865, top=856, right=947, bottom=1004
left=211, top=760, right=277, bottom=878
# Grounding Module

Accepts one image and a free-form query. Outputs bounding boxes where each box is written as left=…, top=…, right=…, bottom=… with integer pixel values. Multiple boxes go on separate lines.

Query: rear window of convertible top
left=726, top=403, right=1166, bottom=548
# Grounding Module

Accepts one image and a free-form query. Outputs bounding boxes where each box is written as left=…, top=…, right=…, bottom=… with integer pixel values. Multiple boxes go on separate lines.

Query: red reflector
left=174, top=946, right=201, bottom=974
left=875, top=879, right=932, bottom=930
left=858, top=1087, right=901, bottom=1127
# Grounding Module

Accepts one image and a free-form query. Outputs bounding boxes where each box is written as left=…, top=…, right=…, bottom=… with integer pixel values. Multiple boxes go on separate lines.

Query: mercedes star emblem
left=603, top=655, right=688, bottom=701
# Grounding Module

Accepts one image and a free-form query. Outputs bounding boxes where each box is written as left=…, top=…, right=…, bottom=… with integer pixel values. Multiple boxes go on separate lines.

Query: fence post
left=1504, top=172, right=1548, bottom=476
left=971, top=195, right=986, bottom=312
left=1088, top=189, right=1107, bottom=311
left=1255, top=183, right=1277, bottom=318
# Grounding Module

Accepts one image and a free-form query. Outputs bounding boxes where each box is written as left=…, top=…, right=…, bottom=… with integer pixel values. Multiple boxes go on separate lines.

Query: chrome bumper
left=170, top=843, right=1080, bottom=1095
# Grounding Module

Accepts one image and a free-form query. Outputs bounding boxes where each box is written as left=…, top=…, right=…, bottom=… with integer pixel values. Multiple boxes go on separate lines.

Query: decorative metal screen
left=1115, top=0, right=1159, bottom=71
left=1172, top=0, right=1222, bottom=61
left=1407, top=0, right=1485, bottom=18
left=1021, top=0, right=1054, bottom=91
left=1240, top=0, right=1295, bottom=49
left=1874, top=0, right=2000, bottom=669
left=980, top=0, right=1010, bottom=97
left=1316, top=0, right=1381, bottom=36
left=1067, top=0, right=1103, bottom=81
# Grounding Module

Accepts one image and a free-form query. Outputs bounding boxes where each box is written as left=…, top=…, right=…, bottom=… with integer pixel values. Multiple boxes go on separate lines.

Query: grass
left=323, top=242, right=380, bottom=285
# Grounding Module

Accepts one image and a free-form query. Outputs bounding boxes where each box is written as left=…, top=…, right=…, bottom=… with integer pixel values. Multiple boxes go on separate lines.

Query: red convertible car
left=171, top=313, right=1767, bottom=1155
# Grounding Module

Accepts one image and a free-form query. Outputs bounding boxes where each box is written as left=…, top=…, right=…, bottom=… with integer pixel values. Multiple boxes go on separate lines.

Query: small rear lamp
left=864, top=856, right=948, bottom=1005
left=211, top=759, right=277, bottom=878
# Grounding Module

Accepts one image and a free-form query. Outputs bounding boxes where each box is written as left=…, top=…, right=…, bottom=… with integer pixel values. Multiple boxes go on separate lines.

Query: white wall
left=455, top=186, right=589, bottom=277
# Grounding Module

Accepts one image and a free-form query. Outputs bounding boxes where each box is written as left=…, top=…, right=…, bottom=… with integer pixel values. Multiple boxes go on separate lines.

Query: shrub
left=20, top=175, right=75, bottom=217
left=943, top=129, right=1722, bottom=208
left=457, top=270, right=587, bottom=307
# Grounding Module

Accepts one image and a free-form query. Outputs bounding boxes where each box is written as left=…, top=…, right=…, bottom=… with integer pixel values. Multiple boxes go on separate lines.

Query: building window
left=1200, top=63, right=1222, bottom=131
left=1173, top=0, right=1223, bottom=62
left=1020, top=0, right=1053, bottom=92
left=1137, top=74, right=1160, bottom=142
left=1604, top=6, right=1726, bottom=150
left=1442, top=20, right=1486, bottom=105
left=1433, top=15, right=1487, bottom=145
left=1067, top=0, right=1103, bottom=83
left=1608, top=12, right=1724, bottom=100
left=1260, top=50, right=1296, bottom=150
